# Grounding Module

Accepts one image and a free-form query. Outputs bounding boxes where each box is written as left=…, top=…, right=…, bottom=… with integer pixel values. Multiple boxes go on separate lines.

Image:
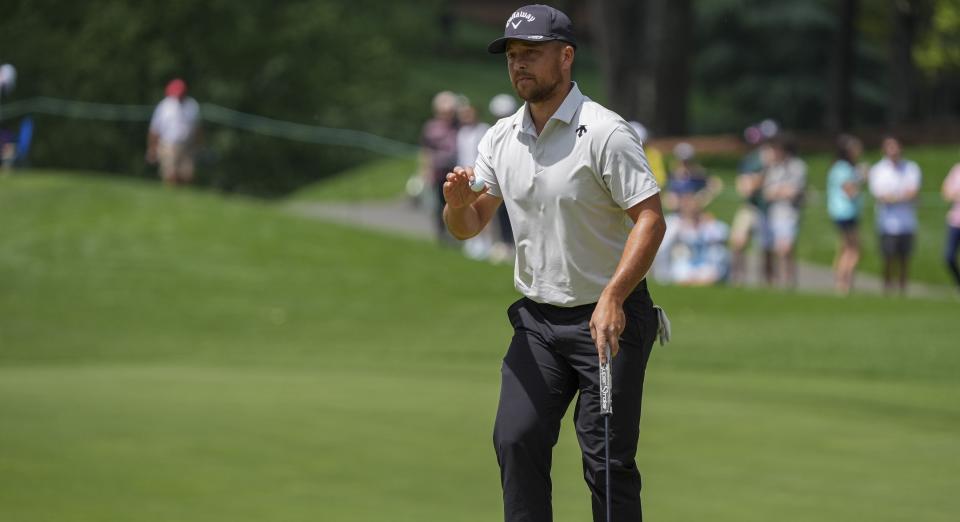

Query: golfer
left=443, top=5, right=665, bottom=521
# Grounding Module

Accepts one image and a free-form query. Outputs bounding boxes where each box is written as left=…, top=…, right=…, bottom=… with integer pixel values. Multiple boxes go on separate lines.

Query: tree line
left=3, top=0, right=958, bottom=194
left=0, top=0, right=443, bottom=195
left=580, top=0, right=960, bottom=135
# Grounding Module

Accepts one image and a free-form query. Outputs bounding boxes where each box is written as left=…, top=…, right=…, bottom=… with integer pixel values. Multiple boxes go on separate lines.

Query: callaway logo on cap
left=487, top=4, right=577, bottom=54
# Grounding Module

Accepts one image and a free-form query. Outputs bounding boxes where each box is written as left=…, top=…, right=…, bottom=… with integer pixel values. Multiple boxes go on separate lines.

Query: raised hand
left=444, top=166, right=487, bottom=209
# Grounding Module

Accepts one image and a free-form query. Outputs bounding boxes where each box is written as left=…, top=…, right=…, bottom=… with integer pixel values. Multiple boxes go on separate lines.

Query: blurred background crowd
left=417, top=90, right=960, bottom=296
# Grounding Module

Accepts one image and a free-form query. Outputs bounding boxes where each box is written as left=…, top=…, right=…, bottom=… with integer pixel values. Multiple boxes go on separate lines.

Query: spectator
left=628, top=121, right=667, bottom=187
left=420, top=90, right=460, bottom=244
left=762, top=135, right=807, bottom=289
left=456, top=103, right=488, bottom=167
left=663, top=142, right=722, bottom=212
left=941, top=159, right=960, bottom=291
left=146, top=78, right=201, bottom=186
left=487, top=93, right=519, bottom=262
left=827, top=134, right=866, bottom=295
left=0, top=64, right=22, bottom=172
left=456, top=101, right=493, bottom=260
left=869, top=136, right=921, bottom=295
left=729, top=124, right=770, bottom=285
left=655, top=184, right=730, bottom=286
left=0, top=63, right=16, bottom=96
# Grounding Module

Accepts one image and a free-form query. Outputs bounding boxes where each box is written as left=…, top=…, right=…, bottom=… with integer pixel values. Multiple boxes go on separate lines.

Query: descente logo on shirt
left=507, top=10, right=536, bottom=29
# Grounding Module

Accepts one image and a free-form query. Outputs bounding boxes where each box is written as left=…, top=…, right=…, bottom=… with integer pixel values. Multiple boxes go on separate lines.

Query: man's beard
left=514, top=74, right=562, bottom=103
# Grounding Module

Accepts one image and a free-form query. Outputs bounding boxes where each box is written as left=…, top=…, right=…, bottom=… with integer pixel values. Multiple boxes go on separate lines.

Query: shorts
left=730, top=205, right=761, bottom=245
left=880, top=233, right=914, bottom=258
left=158, top=142, right=195, bottom=182
left=767, top=204, right=800, bottom=246
left=833, top=218, right=858, bottom=232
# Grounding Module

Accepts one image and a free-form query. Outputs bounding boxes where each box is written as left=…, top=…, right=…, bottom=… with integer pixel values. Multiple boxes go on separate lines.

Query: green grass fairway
left=2, top=173, right=959, bottom=522
left=292, top=156, right=419, bottom=203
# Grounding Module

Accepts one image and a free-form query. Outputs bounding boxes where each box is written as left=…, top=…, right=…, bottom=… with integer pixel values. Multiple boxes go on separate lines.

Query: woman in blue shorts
left=826, top=135, right=865, bottom=295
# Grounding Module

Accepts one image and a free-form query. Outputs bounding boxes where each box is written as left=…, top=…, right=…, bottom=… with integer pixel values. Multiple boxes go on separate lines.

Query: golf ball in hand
left=469, top=177, right=486, bottom=192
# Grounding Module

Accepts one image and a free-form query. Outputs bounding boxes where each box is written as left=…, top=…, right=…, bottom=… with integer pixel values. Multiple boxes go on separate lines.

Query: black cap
left=487, top=5, right=577, bottom=54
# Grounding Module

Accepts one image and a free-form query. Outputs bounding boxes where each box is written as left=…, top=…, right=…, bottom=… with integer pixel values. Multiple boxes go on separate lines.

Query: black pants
left=493, top=282, right=658, bottom=522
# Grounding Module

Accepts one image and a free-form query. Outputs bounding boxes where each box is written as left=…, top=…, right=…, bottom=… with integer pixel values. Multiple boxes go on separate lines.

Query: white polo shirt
left=149, top=96, right=200, bottom=145
left=868, top=158, right=921, bottom=234
left=473, top=83, right=659, bottom=306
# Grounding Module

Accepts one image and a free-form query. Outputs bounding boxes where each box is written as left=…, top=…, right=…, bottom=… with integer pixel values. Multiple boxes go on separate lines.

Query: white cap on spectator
left=759, top=119, right=779, bottom=139
left=0, top=64, right=16, bottom=94
left=673, top=142, right=696, bottom=162
left=628, top=121, right=649, bottom=143
left=489, top=93, right=518, bottom=118
left=432, top=91, right=459, bottom=115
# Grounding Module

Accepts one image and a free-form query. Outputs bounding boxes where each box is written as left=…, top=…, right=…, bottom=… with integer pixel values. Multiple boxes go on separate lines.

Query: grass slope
left=1, top=173, right=958, bottom=522
left=291, top=156, right=418, bottom=203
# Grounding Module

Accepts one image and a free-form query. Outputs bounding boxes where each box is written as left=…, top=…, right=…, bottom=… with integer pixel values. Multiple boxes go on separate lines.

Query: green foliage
left=1, top=173, right=959, bottom=521
left=693, top=0, right=890, bottom=131
left=915, top=0, right=960, bottom=73
left=0, top=0, right=443, bottom=195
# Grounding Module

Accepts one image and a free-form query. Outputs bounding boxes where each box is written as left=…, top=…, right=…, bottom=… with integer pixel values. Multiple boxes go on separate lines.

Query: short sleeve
left=789, top=159, right=807, bottom=191
left=827, top=163, right=843, bottom=189
left=149, top=104, right=162, bottom=133
left=186, top=98, right=200, bottom=124
left=473, top=128, right=502, bottom=198
left=599, top=123, right=660, bottom=209
left=840, top=163, right=858, bottom=188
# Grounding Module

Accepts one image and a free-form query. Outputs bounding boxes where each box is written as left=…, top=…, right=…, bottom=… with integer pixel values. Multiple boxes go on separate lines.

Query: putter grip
left=599, top=344, right=613, bottom=416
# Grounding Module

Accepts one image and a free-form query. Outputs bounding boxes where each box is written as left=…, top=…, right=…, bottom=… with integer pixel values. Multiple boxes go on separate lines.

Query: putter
left=599, top=343, right=613, bottom=522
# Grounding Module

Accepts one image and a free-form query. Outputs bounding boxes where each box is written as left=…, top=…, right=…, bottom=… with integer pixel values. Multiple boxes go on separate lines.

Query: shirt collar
left=550, top=82, right=584, bottom=124
left=517, top=82, right=585, bottom=136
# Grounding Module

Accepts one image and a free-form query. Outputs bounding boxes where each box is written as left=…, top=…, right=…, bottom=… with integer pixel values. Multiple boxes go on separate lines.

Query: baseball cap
left=487, top=5, right=577, bottom=54
left=489, top=93, right=518, bottom=118
left=673, top=142, right=696, bottom=162
left=165, top=78, right=187, bottom=98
